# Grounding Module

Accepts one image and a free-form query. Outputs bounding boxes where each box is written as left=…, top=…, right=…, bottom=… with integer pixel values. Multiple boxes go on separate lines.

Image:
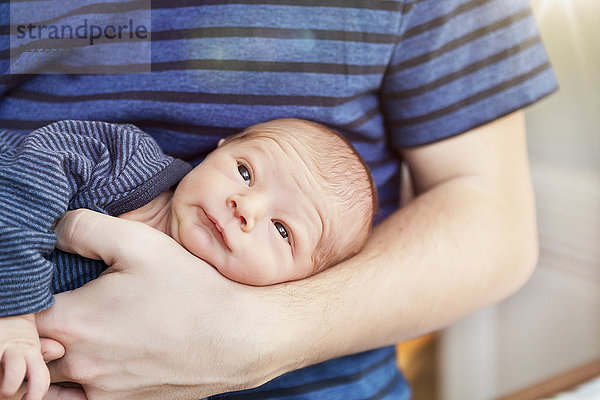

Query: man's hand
left=36, top=210, right=286, bottom=400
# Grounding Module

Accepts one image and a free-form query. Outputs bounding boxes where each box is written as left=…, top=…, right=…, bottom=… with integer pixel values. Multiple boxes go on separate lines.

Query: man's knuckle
left=48, top=316, right=76, bottom=343
left=62, top=359, right=90, bottom=383
left=55, top=209, right=89, bottom=249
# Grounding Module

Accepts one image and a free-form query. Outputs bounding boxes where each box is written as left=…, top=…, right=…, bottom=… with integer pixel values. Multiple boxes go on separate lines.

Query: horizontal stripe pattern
left=388, top=8, right=534, bottom=73
left=390, top=61, right=551, bottom=127
left=379, top=0, right=556, bottom=146
left=3, top=0, right=403, bottom=29
left=4, top=88, right=373, bottom=105
left=382, top=35, right=542, bottom=100
left=0, top=3, right=555, bottom=133
left=0, top=120, right=190, bottom=316
left=208, top=347, right=409, bottom=400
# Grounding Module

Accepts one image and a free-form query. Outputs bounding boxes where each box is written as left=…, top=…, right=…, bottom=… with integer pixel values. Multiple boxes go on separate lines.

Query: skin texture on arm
left=36, top=111, right=538, bottom=399
left=271, top=111, right=539, bottom=366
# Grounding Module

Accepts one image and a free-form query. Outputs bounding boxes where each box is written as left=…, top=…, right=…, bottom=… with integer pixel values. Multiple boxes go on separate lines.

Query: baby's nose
left=227, top=192, right=267, bottom=232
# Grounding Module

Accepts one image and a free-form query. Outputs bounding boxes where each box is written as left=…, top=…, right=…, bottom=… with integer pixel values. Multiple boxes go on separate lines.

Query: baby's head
left=169, top=118, right=377, bottom=285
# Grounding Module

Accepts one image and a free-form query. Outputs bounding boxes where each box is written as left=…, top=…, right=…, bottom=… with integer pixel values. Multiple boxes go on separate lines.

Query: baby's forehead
left=237, top=129, right=307, bottom=151
left=229, top=130, right=328, bottom=190
left=234, top=133, right=318, bottom=172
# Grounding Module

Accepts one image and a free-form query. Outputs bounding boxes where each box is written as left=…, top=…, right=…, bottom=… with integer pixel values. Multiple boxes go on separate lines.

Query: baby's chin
left=213, top=263, right=272, bottom=286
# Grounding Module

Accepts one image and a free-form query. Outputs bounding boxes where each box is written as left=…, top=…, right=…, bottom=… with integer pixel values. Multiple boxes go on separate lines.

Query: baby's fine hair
left=228, top=118, right=378, bottom=274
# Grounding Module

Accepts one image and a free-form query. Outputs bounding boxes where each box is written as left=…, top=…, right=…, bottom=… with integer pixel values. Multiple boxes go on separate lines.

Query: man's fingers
left=54, top=209, right=120, bottom=264
left=0, top=349, right=27, bottom=397
left=54, top=209, right=167, bottom=270
left=44, top=384, right=87, bottom=400
left=40, top=339, right=65, bottom=363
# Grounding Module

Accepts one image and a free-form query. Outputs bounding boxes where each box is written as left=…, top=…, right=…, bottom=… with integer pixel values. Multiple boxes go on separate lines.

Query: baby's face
left=169, top=135, right=333, bottom=285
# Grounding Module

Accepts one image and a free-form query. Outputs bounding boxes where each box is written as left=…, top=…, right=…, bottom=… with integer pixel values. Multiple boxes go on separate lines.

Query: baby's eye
left=273, top=221, right=290, bottom=243
left=237, top=163, right=252, bottom=186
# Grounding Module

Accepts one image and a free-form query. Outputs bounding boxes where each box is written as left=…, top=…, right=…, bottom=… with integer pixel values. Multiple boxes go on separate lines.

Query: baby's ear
left=217, top=138, right=226, bottom=148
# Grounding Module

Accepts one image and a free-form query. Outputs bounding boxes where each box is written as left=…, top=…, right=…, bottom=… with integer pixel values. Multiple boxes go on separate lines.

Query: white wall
left=526, top=0, right=600, bottom=170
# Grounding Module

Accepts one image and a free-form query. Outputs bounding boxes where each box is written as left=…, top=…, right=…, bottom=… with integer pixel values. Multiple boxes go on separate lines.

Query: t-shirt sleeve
left=381, top=0, right=558, bottom=148
left=0, top=120, right=189, bottom=317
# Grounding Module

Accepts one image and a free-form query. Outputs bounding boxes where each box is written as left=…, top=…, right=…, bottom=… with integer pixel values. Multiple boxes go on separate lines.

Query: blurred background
left=398, top=0, right=600, bottom=398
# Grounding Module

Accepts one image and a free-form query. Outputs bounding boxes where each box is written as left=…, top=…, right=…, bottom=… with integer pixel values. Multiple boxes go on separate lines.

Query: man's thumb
left=53, top=209, right=157, bottom=268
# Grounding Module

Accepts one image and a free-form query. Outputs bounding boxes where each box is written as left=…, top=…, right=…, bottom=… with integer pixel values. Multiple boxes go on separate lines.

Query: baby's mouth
left=204, top=211, right=230, bottom=251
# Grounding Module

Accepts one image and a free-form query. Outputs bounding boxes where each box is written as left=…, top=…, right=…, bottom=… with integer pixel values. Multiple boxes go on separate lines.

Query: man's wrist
left=251, top=275, right=349, bottom=376
left=219, top=282, right=319, bottom=390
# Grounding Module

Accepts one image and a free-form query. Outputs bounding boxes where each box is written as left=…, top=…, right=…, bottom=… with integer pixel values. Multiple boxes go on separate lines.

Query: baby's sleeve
left=0, top=120, right=182, bottom=317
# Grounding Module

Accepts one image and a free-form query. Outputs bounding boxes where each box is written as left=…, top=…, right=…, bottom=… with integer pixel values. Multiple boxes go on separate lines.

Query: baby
left=0, top=118, right=377, bottom=399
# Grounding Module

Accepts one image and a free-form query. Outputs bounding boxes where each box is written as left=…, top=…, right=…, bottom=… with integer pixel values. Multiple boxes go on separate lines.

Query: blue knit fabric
left=0, top=120, right=191, bottom=316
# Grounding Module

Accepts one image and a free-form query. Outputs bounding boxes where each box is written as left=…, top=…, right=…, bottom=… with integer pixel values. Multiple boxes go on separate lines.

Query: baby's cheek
left=180, top=227, right=212, bottom=263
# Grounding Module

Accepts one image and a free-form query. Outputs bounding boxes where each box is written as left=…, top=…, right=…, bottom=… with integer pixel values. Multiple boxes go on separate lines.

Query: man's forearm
left=262, top=112, right=538, bottom=372
left=264, top=177, right=537, bottom=372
